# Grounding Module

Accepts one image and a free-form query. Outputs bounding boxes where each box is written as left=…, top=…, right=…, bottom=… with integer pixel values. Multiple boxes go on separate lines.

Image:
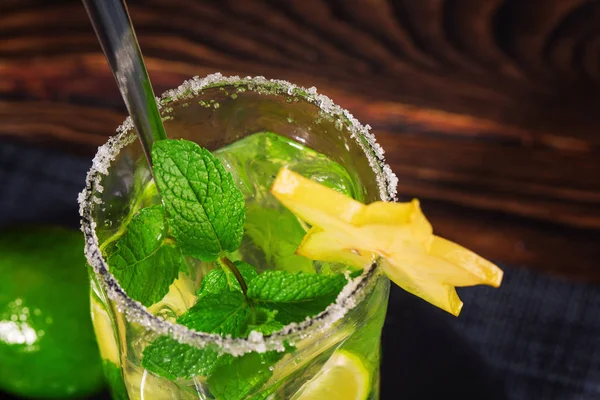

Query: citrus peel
left=270, top=168, right=503, bottom=316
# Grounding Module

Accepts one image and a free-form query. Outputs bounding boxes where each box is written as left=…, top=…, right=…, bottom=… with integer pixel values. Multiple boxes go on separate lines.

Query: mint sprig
left=249, top=270, right=347, bottom=324
left=207, top=351, right=286, bottom=400
left=197, top=261, right=258, bottom=300
left=105, top=139, right=351, bottom=399
left=142, top=264, right=348, bottom=388
left=140, top=335, right=230, bottom=381
left=106, top=140, right=248, bottom=307
left=106, top=205, right=183, bottom=307
left=141, top=291, right=250, bottom=380
left=178, top=291, right=251, bottom=336
left=152, top=139, right=245, bottom=261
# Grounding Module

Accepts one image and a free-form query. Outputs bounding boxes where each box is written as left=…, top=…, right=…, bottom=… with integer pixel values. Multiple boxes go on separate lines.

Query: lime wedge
left=91, top=296, right=121, bottom=366
left=291, top=350, right=370, bottom=400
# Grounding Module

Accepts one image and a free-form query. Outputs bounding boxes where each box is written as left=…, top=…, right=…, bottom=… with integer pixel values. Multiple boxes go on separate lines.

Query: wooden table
left=1, top=0, right=599, bottom=281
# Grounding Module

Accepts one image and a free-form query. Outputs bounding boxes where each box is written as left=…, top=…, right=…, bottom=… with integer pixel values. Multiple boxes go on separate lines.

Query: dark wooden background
left=1, top=0, right=599, bottom=281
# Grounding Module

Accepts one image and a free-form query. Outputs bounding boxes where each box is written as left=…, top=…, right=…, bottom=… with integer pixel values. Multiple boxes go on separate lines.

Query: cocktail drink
left=80, top=74, right=502, bottom=400
left=80, top=74, right=398, bottom=400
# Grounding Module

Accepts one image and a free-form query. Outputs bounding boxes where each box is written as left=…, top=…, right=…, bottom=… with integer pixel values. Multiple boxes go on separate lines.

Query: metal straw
left=82, top=0, right=167, bottom=165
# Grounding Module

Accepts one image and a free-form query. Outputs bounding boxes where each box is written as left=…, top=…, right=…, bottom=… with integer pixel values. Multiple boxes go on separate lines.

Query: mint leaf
left=178, top=292, right=250, bottom=335
left=207, top=351, right=286, bottom=400
left=106, top=205, right=182, bottom=307
left=197, top=261, right=258, bottom=299
left=142, top=336, right=231, bottom=380
left=142, top=292, right=249, bottom=379
left=245, top=205, right=314, bottom=273
left=246, top=308, right=284, bottom=336
left=248, top=271, right=347, bottom=324
left=152, top=139, right=245, bottom=261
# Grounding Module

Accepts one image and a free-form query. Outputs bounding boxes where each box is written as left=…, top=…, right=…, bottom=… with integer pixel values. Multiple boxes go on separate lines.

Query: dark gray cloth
left=1, top=140, right=598, bottom=400
left=453, top=268, right=600, bottom=400
left=0, top=141, right=90, bottom=228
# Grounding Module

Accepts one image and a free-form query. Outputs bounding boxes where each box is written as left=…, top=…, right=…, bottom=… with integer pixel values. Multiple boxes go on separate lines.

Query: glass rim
left=79, top=73, right=398, bottom=356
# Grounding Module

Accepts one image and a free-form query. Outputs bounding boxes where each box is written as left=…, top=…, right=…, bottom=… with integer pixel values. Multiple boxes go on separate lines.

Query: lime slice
left=90, top=296, right=120, bottom=366
left=292, top=350, right=370, bottom=400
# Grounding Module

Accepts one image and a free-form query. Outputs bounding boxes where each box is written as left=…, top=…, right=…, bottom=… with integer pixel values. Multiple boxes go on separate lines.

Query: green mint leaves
left=197, top=261, right=258, bottom=299
left=178, top=291, right=251, bottom=336
left=152, top=139, right=245, bottom=261
left=106, top=205, right=183, bottom=307
left=102, top=138, right=351, bottom=399
left=245, top=205, right=314, bottom=273
left=105, top=139, right=246, bottom=306
left=207, top=351, right=286, bottom=400
left=142, top=336, right=230, bottom=381
left=142, top=264, right=347, bottom=394
left=141, top=291, right=251, bottom=380
left=249, top=271, right=347, bottom=324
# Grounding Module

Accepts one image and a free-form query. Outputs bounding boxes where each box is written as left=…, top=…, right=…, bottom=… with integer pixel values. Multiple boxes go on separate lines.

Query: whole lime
left=0, top=226, right=105, bottom=398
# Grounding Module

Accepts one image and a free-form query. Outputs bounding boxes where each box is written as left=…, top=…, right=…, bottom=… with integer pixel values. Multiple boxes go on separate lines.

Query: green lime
left=0, top=226, right=105, bottom=398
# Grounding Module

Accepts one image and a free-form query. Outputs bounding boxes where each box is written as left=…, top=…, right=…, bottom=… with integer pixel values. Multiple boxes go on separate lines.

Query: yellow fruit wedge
left=90, top=297, right=120, bottom=366
left=270, top=168, right=503, bottom=316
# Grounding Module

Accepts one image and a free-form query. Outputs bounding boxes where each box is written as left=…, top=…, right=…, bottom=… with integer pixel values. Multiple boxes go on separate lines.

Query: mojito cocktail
left=80, top=74, right=502, bottom=400
left=80, top=74, right=396, bottom=400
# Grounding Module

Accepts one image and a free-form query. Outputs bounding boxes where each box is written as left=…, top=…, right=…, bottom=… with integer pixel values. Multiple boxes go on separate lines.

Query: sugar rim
left=78, top=73, right=398, bottom=356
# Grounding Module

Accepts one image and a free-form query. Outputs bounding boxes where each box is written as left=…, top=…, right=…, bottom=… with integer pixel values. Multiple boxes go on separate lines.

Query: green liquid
left=215, top=131, right=361, bottom=202
left=215, top=131, right=361, bottom=276
left=96, top=132, right=388, bottom=400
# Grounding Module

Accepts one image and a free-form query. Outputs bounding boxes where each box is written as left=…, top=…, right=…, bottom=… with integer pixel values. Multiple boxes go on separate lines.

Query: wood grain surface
left=1, top=0, right=599, bottom=281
